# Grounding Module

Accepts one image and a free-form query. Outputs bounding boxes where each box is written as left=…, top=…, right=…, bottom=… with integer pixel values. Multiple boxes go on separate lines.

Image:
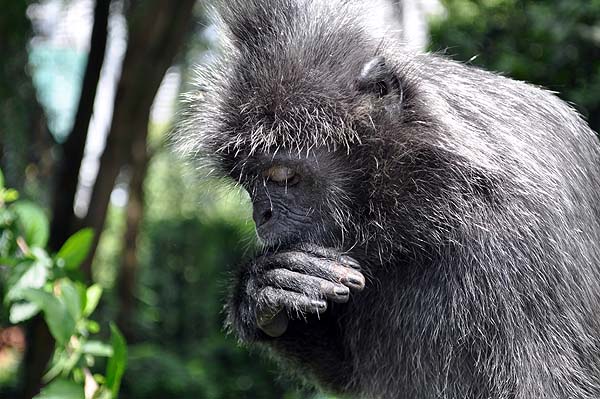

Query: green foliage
left=56, top=228, right=95, bottom=271
left=429, top=0, right=600, bottom=132
left=0, top=170, right=127, bottom=398
left=11, top=201, right=49, bottom=248
left=20, top=287, right=76, bottom=345
left=105, top=323, right=127, bottom=397
left=36, top=379, right=84, bottom=399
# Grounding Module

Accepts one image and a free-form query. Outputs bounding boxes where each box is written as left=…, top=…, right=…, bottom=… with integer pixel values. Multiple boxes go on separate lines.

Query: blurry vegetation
left=0, top=169, right=126, bottom=398
left=429, top=0, right=600, bottom=133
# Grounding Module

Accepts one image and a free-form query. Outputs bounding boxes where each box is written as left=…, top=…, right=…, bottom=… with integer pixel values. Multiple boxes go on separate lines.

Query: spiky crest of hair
left=175, top=0, right=403, bottom=173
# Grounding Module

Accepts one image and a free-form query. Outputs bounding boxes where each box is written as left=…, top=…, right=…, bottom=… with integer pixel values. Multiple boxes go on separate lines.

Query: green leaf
left=60, top=344, right=83, bottom=376
left=0, top=169, right=4, bottom=189
left=31, top=247, right=53, bottom=266
left=91, top=387, right=112, bottom=399
left=58, top=280, right=81, bottom=321
left=34, top=378, right=84, bottom=399
left=11, top=201, right=49, bottom=248
left=55, top=228, right=94, bottom=271
left=4, top=189, right=19, bottom=203
left=82, top=340, right=113, bottom=357
left=21, top=288, right=76, bottom=344
left=105, top=323, right=127, bottom=397
left=83, top=284, right=103, bottom=317
left=43, top=349, right=69, bottom=382
left=5, top=260, right=49, bottom=301
left=0, top=257, right=18, bottom=267
left=9, top=302, right=41, bottom=323
left=86, top=320, right=100, bottom=334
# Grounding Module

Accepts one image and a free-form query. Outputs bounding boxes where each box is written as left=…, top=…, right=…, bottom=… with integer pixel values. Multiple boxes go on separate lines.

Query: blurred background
left=0, top=0, right=598, bottom=398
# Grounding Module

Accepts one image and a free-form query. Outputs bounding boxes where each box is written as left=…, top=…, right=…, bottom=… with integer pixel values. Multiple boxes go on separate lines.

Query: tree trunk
left=49, top=0, right=111, bottom=250
left=117, top=132, right=151, bottom=341
left=22, top=1, right=111, bottom=398
left=21, top=316, right=53, bottom=399
left=80, top=0, right=196, bottom=282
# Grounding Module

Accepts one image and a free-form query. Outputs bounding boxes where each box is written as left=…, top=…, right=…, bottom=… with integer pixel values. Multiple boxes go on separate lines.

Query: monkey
left=175, top=0, right=600, bottom=398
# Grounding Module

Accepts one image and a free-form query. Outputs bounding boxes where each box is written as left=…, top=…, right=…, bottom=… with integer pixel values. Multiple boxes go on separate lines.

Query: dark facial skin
left=249, top=151, right=325, bottom=247
left=235, top=150, right=365, bottom=337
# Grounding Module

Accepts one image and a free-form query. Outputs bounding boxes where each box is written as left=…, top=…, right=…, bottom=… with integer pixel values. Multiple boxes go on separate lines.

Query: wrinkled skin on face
left=236, top=150, right=352, bottom=248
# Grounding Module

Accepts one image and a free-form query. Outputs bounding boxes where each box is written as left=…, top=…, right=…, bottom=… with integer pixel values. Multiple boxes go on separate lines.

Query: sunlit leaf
left=21, top=288, right=76, bottom=344
left=5, top=260, right=49, bottom=301
left=3, top=189, right=19, bottom=203
left=83, top=284, right=102, bottom=317
left=9, top=301, right=41, bottom=323
left=55, top=228, right=94, bottom=270
left=11, top=201, right=49, bottom=248
left=0, top=169, right=4, bottom=189
left=31, top=247, right=53, bottom=266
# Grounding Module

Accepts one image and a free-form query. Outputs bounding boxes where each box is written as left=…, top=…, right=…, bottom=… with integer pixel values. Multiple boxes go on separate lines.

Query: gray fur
left=175, top=0, right=600, bottom=398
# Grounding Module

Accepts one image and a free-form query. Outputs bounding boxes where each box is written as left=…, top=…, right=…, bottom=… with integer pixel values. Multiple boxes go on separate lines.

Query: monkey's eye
left=263, top=165, right=300, bottom=186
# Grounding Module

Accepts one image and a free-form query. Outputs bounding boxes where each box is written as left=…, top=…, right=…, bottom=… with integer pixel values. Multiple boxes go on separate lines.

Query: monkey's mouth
left=256, top=227, right=298, bottom=249
left=255, top=219, right=317, bottom=250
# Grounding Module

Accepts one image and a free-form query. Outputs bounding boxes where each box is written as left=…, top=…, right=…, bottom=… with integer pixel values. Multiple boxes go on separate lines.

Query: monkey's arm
left=225, top=247, right=363, bottom=388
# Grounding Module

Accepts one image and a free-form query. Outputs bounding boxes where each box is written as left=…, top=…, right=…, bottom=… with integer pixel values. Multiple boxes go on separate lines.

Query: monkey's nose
left=253, top=206, right=273, bottom=228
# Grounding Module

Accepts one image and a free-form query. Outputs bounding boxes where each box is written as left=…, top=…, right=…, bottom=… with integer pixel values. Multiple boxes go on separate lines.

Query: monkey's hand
left=228, top=246, right=365, bottom=340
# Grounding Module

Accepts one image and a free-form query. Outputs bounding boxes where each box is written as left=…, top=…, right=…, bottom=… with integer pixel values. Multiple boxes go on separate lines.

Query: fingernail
left=334, top=286, right=349, bottom=296
left=340, top=255, right=361, bottom=270
left=345, top=272, right=365, bottom=289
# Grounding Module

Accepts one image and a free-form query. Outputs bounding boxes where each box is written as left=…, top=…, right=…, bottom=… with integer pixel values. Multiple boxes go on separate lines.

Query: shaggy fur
left=176, top=1, right=600, bottom=398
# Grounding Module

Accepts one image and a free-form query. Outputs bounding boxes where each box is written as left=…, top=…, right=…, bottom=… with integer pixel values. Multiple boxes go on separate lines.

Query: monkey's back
left=179, top=1, right=600, bottom=397
left=342, top=51, right=600, bottom=399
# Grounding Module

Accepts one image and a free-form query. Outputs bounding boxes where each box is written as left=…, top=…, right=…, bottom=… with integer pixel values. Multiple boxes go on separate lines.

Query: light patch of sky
left=401, top=0, right=443, bottom=50
left=150, top=68, right=181, bottom=125
left=28, top=0, right=92, bottom=142
left=74, top=0, right=127, bottom=217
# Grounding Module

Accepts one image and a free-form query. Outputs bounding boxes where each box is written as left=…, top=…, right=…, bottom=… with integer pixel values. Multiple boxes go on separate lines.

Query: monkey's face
left=188, top=53, right=408, bottom=251
left=232, top=149, right=355, bottom=249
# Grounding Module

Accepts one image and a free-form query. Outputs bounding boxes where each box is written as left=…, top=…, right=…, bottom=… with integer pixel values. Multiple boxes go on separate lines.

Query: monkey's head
left=177, top=0, right=418, bottom=253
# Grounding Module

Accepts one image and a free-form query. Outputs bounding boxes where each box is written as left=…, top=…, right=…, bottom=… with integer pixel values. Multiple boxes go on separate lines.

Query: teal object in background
left=29, top=45, right=86, bottom=143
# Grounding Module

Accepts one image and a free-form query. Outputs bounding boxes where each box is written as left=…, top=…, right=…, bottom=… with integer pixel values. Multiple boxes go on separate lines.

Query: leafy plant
left=0, top=169, right=127, bottom=398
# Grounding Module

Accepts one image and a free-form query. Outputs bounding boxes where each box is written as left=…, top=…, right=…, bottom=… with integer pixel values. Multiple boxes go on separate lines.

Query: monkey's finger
left=298, top=244, right=362, bottom=270
left=339, top=255, right=361, bottom=270
left=264, top=268, right=350, bottom=303
left=258, top=286, right=327, bottom=316
left=269, top=252, right=366, bottom=292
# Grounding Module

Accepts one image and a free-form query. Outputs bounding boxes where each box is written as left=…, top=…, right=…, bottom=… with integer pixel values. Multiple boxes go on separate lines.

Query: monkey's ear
left=357, top=56, right=401, bottom=98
